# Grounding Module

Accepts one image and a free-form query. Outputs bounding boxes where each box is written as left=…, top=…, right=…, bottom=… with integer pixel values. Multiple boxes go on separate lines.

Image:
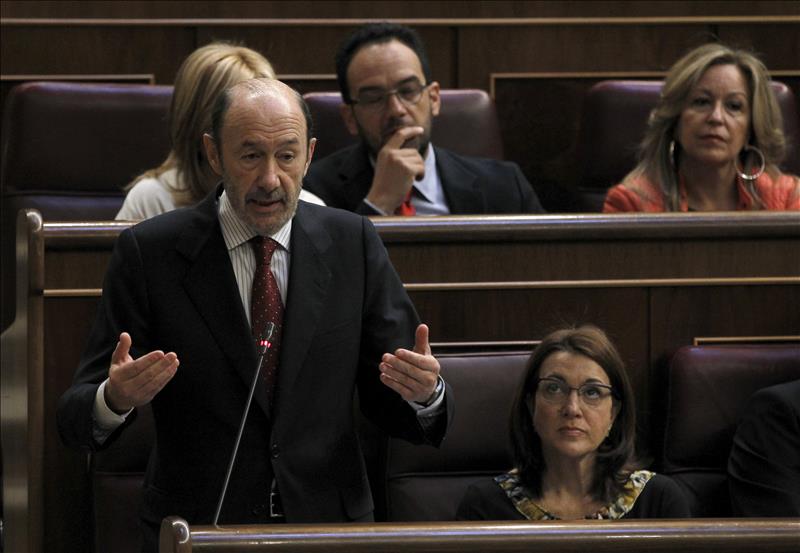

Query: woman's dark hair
left=509, top=325, right=638, bottom=503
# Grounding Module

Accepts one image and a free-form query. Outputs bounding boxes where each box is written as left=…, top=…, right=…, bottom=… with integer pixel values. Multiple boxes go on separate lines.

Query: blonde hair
left=630, top=42, right=785, bottom=210
left=127, top=42, right=276, bottom=205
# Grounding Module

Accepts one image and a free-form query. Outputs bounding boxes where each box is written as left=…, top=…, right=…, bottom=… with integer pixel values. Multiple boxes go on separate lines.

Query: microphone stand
left=212, top=322, right=276, bottom=527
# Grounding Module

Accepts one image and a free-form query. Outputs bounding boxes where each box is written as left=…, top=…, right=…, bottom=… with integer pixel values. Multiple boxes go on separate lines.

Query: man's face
left=341, top=39, right=440, bottom=156
left=204, top=87, right=315, bottom=235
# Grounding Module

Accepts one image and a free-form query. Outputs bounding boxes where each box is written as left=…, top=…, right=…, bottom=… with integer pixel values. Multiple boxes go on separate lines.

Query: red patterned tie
left=394, top=189, right=416, bottom=216
left=251, top=236, right=283, bottom=406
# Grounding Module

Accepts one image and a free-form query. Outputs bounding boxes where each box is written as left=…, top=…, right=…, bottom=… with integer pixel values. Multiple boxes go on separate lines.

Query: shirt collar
left=414, top=144, right=438, bottom=203
left=218, top=189, right=292, bottom=252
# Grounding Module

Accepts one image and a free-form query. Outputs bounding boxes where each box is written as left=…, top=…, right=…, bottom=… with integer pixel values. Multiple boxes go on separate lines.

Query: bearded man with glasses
left=304, top=22, right=544, bottom=216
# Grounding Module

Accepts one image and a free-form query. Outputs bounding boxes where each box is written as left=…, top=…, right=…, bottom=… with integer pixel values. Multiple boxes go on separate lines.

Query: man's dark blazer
left=57, top=190, right=452, bottom=545
left=304, top=142, right=544, bottom=215
left=728, top=378, right=800, bottom=516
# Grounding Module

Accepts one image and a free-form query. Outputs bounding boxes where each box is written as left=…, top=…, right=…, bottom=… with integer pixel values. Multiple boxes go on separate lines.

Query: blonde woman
left=117, top=42, right=323, bottom=220
left=604, top=43, right=799, bottom=212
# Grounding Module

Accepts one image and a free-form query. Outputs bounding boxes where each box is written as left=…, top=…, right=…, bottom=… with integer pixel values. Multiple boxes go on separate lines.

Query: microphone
left=212, top=321, right=276, bottom=527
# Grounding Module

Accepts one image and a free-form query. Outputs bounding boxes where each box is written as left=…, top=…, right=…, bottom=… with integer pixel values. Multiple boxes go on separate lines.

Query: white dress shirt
left=94, top=190, right=442, bottom=437
left=364, top=144, right=450, bottom=215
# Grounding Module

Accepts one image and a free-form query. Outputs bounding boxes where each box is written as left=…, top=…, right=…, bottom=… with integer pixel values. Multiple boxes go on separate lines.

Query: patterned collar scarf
left=495, top=468, right=655, bottom=520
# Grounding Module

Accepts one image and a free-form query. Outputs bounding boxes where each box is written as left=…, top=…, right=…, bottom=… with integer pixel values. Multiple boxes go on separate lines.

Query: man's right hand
left=104, top=332, right=179, bottom=414
left=366, top=126, right=425, bottom=214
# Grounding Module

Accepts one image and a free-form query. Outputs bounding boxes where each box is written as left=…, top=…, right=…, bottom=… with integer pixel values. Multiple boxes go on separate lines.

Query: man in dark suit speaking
left=57, top=78, right=452, bottom=551
left=304, top=22, right=544, bottom=216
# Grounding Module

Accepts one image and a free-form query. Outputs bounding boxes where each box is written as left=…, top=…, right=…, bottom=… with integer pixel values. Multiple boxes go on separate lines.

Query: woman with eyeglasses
left=457, top=325, right=689, bottom=520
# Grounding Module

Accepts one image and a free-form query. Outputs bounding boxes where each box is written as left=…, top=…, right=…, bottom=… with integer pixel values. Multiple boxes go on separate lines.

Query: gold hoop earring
left=735, top=144, right=766, bottom=181
left=669, top=140, right=678, bottom=170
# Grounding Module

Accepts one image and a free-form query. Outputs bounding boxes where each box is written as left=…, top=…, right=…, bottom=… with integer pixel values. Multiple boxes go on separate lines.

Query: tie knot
left=252, top=236, right=280, bottom=266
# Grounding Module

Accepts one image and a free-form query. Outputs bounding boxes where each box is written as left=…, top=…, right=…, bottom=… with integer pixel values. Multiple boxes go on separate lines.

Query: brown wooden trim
left=160, top=517, right=800, bottom=553
left=43, top=289, right=102, bottom=297
left=278, top=73, right=336, bottom=81
left=1, top=73, right=156, bottom=83
left=371, top=212, right=800, bottom=242
left=1, top=210, right=46, bottom=553
left=693, top=335, right=800, bottom=345
left=43, top=277, right=800, bottom=298
left=431, top=340, right=539, bottom=353
left=489, top=71, right=800, bottom=100
left=41, top=212, right=800, bottom=245
left=405, top=277, right=800, bottom=290
left=4, top=16, right=800, bottom=27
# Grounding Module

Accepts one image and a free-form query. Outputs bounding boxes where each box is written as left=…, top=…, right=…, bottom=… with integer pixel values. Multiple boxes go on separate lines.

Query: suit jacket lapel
left=338, top=142, right=376, bottom=207
left=436, top=147, right=486, bottom=214
left=276, top=203, right=332, bottom=408
left=176, top=191, right=271, bottom=417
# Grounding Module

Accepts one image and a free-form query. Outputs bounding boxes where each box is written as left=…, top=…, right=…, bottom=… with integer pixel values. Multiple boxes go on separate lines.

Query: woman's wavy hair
left=126, top=42, right=275, bottom=205
left=509, top=325, right=637, bottom=503
left=629, top=42, right=785, bottom=210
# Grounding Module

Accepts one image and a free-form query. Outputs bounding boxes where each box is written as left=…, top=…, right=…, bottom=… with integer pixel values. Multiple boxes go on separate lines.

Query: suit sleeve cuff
left=409, top=375, right=445, bottom=414
left=362, top=198, right=389, bottom=216
left=94, top=379, right=132, bottom=429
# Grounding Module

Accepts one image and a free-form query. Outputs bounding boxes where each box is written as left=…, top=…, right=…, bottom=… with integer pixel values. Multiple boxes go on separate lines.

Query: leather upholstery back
left=574, top=80, right=800, bottom=211
left=91, top=405, right=154, bottom=553
left=1, top=81, right=172, bottom=201
left=81, top=343, right=800, bottom=549
left=660, top=344, right=800, bottom=516
left=384, top=352, right=528, bottom=521
left=1, top=81, right=173, bottom=329
left=303, top=89, right=504, bottom=161
left=88, top=352, right=529, bottom=549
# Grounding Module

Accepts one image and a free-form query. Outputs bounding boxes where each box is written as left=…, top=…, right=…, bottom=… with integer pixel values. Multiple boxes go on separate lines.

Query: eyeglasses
left=535, top=377, right=616, bottom=407
left=350, top=81, right=431, bottom=110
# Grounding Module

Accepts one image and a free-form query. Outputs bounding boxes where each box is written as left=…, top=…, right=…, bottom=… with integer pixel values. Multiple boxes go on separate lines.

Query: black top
left=457, top=473, right=691, bottom=520
left=728, top=378, right=800, bottom=517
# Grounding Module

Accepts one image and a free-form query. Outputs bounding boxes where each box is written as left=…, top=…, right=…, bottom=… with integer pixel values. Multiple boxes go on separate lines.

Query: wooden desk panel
left=3, top=210, right=799, bottom=553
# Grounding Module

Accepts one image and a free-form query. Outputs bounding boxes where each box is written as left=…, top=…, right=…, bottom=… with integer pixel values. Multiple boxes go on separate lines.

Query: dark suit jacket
left=728, top=378, right=800, bottom=516
left=57, top=191, right=452, bottom=542
left=304, top=142, right=544, bottom=215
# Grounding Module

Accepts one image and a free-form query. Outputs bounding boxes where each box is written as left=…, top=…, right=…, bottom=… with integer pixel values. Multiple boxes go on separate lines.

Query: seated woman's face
left=531, top=351, right=617, bottom=463
left=676, top=63, right=750, bottom=171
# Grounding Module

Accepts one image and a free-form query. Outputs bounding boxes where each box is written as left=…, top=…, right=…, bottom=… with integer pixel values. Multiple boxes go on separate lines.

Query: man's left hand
left=379, top=324, right=441, bottom=403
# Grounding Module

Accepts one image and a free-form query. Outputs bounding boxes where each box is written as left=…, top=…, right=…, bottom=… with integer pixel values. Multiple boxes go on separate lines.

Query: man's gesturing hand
left=367, top=126, right=425, bottom=214
left=379, top=324, right=441, bottom=404
left=104, top=332, right=179, bottom=414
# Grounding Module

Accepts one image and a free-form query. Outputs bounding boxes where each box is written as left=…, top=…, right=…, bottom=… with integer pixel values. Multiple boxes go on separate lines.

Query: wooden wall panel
left=42, top=297, right=99, bottom=553
left=0, top=26, right=194, bottom=83
left=3, top=1, right=799, bottom=19
left=649, top=285, right=800, bottom=369
left=715, top=22, right=800, bottom=69
left=194, top=25, right=458, bottom=89
left=456, top=25, right=709, bottom=89
left=384, top=236, right=800, bottom=282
